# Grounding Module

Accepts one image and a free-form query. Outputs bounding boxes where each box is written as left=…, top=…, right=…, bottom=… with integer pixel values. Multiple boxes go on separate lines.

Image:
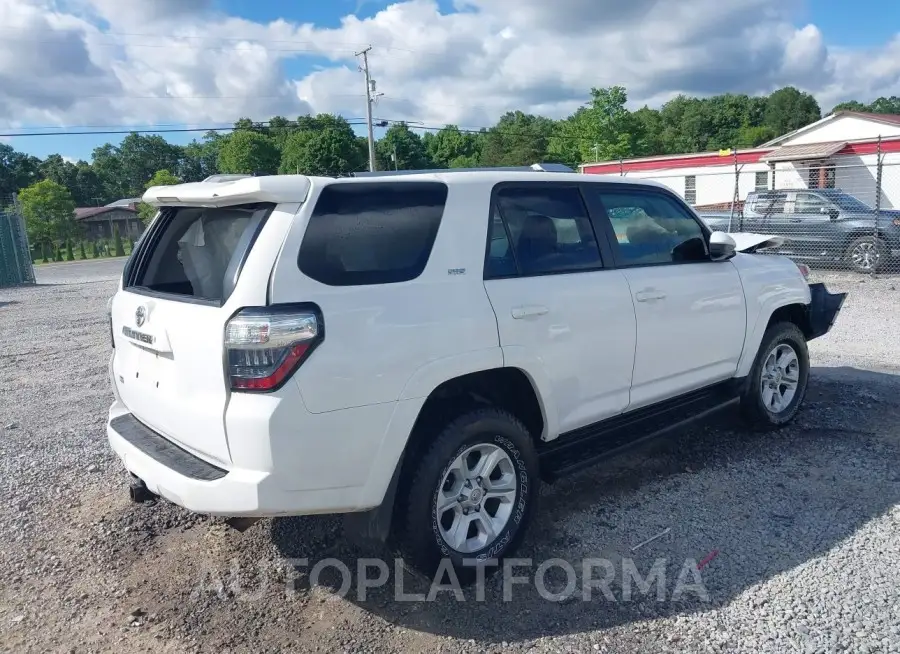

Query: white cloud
left=0, top=0, right=898, bottom=136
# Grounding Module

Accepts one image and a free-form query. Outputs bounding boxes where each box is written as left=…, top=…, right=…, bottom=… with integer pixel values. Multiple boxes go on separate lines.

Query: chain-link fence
left=618, top=155, right=900, bottom=277
left=0, top=200, right=35, bottom=287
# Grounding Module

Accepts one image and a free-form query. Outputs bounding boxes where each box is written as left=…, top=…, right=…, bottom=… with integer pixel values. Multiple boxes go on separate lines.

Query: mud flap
left=342, top=453, right=404, bottom=547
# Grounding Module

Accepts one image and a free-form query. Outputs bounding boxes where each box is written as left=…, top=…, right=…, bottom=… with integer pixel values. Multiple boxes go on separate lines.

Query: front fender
left=735, top=272, right=811, bottom=377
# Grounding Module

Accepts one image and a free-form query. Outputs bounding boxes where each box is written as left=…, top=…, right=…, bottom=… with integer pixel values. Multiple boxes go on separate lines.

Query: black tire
left=844, top=235, right=885, bottom=273
left=740, top=321, right=809, bottom=429
left=396, top=407, right=540, bottom=584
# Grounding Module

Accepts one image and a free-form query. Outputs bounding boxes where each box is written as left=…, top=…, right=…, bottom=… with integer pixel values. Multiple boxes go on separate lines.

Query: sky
left=1, top=0, right=899, bottom=161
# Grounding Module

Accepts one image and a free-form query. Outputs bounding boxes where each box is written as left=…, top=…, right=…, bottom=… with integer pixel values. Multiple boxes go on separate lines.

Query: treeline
left=4, top=86, right=900, bottom=211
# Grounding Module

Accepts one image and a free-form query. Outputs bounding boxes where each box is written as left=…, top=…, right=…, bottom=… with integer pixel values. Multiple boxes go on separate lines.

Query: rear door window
left=490, top=185, right=602, bottom=277
left=125, top=203, right=272, bottom=304
left=298, top=182, right=448, bottom=286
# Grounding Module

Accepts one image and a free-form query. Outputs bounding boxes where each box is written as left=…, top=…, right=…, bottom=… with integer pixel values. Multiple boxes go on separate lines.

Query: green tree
left=279, top=115, right=366, bottom=176
left=868, top=96, right=900, bottom=114
left=631, top=106, right=666, bottom=156
left=179, top=131, right=226, bottom=182
left=90, top=133, right=182, bottom=201
left=18, top=179, right=77, bottom=257
left=423, top=126, right=482, bottom=168
left=376, top=123, right=432, bottom=170
left=764, top=87, right=821, bottom=136
left=0, top=144, right=41, bottom=201
left=138, top=169, right=181, bottom=224
left=267, top=115, right=296, bottom=152
left=480, top=111, right=556, bottom=167
left=114, top=226, right=125, bottom=257
left=548, top=86, right=644, bottom=165
left=72, top=161, right=104, bottom=206
left=79, top=240, right=87, bottom=260
left=831, top=100, right=868, bottom=114
left=65, top=239, right=74, bottom=261
left=218, top=131, right=280, bottom=175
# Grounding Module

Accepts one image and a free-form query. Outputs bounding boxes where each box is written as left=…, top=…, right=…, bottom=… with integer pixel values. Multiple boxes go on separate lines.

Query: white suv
left=106, top=167, right=846, bottom=580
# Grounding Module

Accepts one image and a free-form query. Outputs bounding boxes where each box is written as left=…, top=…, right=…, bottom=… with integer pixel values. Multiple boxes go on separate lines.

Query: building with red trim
left=580, top=111, right=900, bottom=210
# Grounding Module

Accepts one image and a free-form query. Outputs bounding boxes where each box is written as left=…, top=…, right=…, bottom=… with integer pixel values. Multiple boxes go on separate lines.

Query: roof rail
left=349, top=162, right=574, bottom=177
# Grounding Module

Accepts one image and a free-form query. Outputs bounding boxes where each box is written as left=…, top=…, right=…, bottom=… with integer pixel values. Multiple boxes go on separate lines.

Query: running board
left=538, top=380, right=742, bottom=481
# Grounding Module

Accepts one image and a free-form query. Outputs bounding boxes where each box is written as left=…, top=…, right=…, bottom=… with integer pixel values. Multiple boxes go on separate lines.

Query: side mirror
left=709, top=231, right=736, bottom=261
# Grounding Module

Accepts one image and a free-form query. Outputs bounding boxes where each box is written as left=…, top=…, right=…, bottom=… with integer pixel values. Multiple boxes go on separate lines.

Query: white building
left=580, top=111, right=900, bottom=210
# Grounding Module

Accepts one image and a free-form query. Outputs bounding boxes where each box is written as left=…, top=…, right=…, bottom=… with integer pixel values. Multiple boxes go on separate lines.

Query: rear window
left=125, top=203, right=272, bottom=303
left=298, top=182, right=448, bottom=286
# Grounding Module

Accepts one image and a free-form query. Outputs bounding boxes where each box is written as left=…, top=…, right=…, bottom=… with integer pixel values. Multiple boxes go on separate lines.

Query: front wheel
left=740, top=322, right=810, bottom=428
left=844, top=235, right=885, bottom=273
left=396, top=408, right=540, bottom=584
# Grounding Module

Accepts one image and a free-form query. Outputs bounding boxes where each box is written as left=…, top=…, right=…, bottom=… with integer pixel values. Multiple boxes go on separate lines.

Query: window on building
left=490, top=185, right=603, bottom=277
left=807, top=164, right=836, bottom=189
left=591, top=190, right=708, bottom=266
left=755, top=171, right=768, bottom=191
left=684, top=176, right=697, bottom=204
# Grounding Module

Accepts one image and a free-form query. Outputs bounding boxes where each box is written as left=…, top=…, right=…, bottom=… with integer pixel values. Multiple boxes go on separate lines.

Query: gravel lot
left=1, top=264, right=899, bottom=653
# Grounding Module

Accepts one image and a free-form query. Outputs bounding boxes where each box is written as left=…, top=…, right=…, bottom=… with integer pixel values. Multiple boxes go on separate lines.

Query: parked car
left=105, top=170, right=846, bottom=582
left=697, top=189, right=900, bottom=273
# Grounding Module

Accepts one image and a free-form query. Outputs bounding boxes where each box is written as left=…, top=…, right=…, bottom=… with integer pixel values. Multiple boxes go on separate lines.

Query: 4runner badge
left=135, top=305, right=146, bottom=327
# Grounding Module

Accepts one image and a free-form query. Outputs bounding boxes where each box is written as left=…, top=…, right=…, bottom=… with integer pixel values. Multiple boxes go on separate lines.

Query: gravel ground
left=1, top=264, right=899, bottom=653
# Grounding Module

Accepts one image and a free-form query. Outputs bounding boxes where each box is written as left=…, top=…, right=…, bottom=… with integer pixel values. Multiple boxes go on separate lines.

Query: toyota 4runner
left=106, top=166, right=846, bottom=580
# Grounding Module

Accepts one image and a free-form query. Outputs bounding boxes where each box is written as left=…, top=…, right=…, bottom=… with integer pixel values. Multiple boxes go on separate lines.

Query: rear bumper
left=806, top=282, right=847, bottom=340
left=106, top=401, right=365, bottom=517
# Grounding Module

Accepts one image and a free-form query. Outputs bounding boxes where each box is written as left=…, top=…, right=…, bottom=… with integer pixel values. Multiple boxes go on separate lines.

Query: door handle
left=635, top=289, right=666, bottom=303
left=511, top=305, right=549, bottom=319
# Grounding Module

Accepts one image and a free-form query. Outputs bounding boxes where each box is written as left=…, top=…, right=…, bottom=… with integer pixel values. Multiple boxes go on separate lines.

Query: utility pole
left=356, top=46, right=377, bottom=172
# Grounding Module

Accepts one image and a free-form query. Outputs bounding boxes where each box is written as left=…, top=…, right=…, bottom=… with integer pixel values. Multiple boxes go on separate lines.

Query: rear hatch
left=110, top=202, right=283, bottom=465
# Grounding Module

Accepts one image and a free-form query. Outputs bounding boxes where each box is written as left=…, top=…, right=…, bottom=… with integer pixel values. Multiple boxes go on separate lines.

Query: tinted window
left=485, top=206, right=517, bottom=278
left=493, top=186, right=602, bottom=276
left=794, top=193, right=831, bottom=215
left=593, top=191, right=708, bottom=266
left=127, top=203, right=271, bottom=302
left=298, top=182, right=447, bottom=286
left=751, top=192, right=787, bottom=215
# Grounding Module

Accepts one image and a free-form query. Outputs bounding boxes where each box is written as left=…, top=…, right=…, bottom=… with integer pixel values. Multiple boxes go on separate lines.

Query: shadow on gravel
left=0, top=300, right=19, bottom=308
left=272, top=366, right=900, bottom=644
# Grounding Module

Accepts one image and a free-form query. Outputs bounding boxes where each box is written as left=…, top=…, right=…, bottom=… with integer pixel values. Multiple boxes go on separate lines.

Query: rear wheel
left=740, top=322, right=809, bottom=428
left=844, top=235, right=885, bottom=273
left=396, top=407, right=539, bottom=584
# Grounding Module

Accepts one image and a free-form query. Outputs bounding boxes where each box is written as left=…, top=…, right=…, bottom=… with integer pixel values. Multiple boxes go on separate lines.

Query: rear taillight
left=795, top=262, right=810, bottom=280
left=225, top=305, right=322, bottom=392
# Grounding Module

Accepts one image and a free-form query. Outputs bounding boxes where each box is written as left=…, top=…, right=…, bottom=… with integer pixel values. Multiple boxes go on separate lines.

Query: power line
left=0, top=121, right=368, bottom=138
left=0, top=115, right=609, bottom=144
